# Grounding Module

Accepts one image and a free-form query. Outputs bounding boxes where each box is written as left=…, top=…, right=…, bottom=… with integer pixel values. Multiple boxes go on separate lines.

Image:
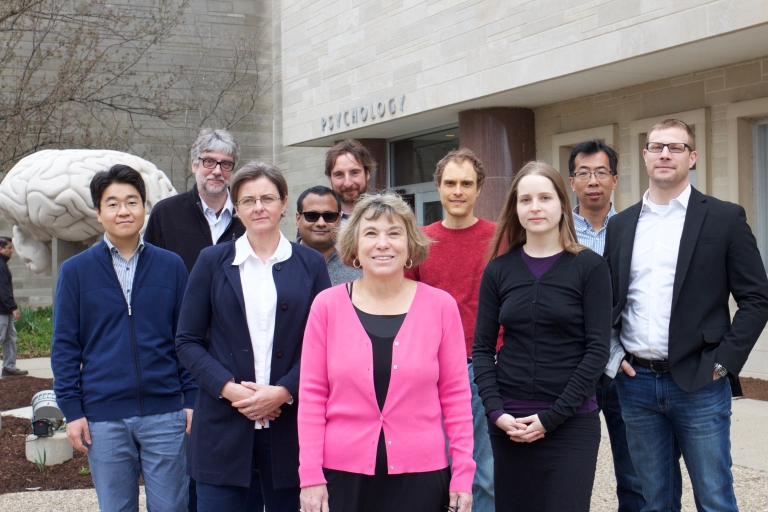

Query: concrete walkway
left=2, top=358, right=767, bottom=509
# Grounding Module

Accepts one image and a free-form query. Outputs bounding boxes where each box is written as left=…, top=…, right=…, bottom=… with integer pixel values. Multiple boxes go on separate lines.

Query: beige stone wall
left=279, top=0, right=768, bottom=146
left=536, top=56, right=768, bottom=379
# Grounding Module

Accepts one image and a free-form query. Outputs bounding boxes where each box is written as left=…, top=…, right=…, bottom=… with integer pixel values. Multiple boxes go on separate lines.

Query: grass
left=15, top=306, right=53, bottom=358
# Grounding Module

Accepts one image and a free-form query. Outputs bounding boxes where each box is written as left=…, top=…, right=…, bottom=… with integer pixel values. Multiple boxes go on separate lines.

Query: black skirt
left=488, top=410, right=601, bottom=512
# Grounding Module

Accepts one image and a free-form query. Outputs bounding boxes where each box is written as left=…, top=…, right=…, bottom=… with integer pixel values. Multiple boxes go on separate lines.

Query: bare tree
left=0, top=0, right=272, bottom=180
left=145, top=25, right=273, bottom=182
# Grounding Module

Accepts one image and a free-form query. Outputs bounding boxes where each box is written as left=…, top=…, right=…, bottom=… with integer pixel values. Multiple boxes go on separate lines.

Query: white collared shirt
left=232, top=232, right=293, bottom=429
left=199, top=192, right=234, bottom=244
left=620, top=185, right=691, bottom=360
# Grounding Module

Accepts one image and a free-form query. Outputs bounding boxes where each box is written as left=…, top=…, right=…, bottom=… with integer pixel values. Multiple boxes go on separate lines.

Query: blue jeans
left=597, top=380, right=647, bottom=512
left=468, top=362, right=494, bottom=512
left=615, top=367, right=737, bottom=512
left=87, top=410, right=188, bottom=512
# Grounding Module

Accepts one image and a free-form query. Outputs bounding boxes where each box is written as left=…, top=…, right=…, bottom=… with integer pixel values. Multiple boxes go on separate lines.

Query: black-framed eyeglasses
left=235, top=195, right=282, bottom=208
left=199, top=157, right=235, bottom=172
left=573, top=170, right=613, bottom=181
left=300, top=211, right=341, bottom=223
left=645, top=142, right=693, bottom=154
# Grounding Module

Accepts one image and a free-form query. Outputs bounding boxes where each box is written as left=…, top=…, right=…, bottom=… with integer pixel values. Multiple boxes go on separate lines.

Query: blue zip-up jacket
left=52, top=241, right=197, bottom=422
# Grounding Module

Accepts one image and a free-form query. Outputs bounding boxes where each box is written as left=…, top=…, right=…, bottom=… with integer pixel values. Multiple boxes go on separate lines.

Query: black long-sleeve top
left=0, top=254, right=17, bottom=314
left=472, top=247, right=611, bottom=432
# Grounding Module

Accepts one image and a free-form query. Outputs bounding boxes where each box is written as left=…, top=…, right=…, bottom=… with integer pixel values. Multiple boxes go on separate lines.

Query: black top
left=144, top=185, right=245, bottom=273
left=472, top=248, right=611, bottom=432
left=0, top=254, right=16, bottom=314
left=348, top=281, right=406, bottom=474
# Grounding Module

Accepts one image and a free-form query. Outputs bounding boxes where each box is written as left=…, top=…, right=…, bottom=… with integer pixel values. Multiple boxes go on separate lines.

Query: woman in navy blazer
left=176, top=162, right=331, bottom=512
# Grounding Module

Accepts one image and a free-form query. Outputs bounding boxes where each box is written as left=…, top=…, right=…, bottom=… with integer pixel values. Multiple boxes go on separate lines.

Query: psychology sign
left=321, top=95, right=405, bottom=133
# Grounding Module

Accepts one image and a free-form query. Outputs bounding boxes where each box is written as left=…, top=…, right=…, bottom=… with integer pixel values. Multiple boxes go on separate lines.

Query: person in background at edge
left=296, top=185, right=362, bottom=286
left=0, top=236, right=26, bottom=377
left=605, top=119, right=768, bottom=511
left=404, top=148, right=496, bottom=511
left=175, top=162, right=330, bottom=512
left=473, top=161, right=611, bottom=512
left=299, top=192, right=475, bottom=512
left=324, top=139, right=374, bottom=226
left=144, top=128, right=253, bottom=511
left=568, top=139, right=666, bottom=512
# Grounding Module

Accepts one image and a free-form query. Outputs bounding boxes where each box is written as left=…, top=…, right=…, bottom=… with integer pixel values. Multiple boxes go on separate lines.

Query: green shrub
left=15, top=306, right=53, bottom=358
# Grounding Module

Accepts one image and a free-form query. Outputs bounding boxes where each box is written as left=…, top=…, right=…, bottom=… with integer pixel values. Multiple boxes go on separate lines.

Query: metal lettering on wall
left=321, top=95, right=405, bottom=133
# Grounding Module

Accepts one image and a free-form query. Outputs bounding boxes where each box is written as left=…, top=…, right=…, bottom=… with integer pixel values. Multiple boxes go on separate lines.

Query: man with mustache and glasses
left=295, top=186, right=361, bottom=286
left=324, top=140, right=375, bottom=226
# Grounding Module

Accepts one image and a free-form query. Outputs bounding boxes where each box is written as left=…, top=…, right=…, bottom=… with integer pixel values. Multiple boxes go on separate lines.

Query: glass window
left=390, top=128, right=459, bottom=187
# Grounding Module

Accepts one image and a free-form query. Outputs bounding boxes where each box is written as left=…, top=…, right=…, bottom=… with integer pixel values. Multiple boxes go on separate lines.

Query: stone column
left=458, top=108, right=536, bottom=222
left=51, top=238, right=86, bottom=310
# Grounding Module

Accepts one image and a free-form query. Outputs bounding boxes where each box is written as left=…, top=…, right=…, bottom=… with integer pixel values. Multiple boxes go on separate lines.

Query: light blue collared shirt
left=572, top=203, right=617, bottom=256
left=103, top=233, right=145, bottom=307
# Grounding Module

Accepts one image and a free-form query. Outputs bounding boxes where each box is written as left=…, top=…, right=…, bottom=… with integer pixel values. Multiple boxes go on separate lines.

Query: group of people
left=47, top=118, right=768, bottom=512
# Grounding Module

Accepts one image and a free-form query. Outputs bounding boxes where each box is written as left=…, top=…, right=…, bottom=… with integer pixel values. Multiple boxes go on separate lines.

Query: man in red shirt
left=405, top=148, right=496, bottom=511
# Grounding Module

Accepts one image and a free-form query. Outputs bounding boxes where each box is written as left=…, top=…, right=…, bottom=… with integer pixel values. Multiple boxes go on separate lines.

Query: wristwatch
left=714, top=363, right=728, bottom=378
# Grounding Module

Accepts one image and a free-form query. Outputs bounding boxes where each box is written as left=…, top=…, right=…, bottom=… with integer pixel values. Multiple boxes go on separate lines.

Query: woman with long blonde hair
left=473, top=161, right=611, bottom=511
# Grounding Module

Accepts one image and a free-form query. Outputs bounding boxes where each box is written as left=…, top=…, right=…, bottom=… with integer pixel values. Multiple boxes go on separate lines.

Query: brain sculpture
left=0, top=150, right=177, bottom=273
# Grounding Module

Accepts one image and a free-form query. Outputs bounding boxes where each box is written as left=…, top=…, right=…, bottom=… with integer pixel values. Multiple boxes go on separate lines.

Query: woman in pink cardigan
left=298, top=193, right=475, bottom=512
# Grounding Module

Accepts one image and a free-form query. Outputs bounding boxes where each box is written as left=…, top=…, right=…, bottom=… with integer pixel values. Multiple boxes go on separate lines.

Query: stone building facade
left=3, top=0, right=768, bottom=378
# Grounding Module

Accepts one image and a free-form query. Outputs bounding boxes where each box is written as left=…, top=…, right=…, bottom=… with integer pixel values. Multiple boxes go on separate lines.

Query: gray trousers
left=0, top=314, right=18, bottom=370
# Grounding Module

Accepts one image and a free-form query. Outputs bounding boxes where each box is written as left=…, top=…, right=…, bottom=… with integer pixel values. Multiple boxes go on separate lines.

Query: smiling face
left=191, top=150, right=235, bottom=197
left=644, top=126, right=697, bottom=192
left=516, top=174, right=563, bottom=239
left=438, top=159, right=481, bottom=222
left=296, top=193, right=341, bottom=253
left=569, top=151, right=617, bottom=215
left=355, top=212, right=409, bottom=278
left=96, top=183, right=146, bottom=242
left=330, top=152, right=370, bottom=207
left=234, top=177, right=287, bottom=238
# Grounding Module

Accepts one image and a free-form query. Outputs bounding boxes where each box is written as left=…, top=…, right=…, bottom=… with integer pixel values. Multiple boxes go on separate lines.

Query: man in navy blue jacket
left=52, top=165, right=197, bottom=512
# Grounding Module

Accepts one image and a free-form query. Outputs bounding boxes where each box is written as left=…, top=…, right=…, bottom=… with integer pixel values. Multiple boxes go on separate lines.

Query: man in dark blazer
left=604, top=118, right=768, bottom=512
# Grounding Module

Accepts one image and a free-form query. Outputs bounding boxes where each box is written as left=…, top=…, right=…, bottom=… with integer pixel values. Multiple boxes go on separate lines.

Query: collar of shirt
left=103, top=233, right=145, bottom=258
left=572, top=203, right=616, bottom=234
left=232, top=232, right=292, bottom=266
left=640, top=184, right=691, bottom=216
left=199, top=191, right=234, bottom=219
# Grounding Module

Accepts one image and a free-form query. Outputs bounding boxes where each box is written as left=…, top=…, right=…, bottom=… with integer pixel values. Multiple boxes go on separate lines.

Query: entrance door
left=397, top=184, right=443, bottom=226
left=389, top=127, right=458, bottom=226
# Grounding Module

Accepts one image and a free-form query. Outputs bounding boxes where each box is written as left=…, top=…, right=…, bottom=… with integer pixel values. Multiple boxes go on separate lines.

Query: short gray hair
left=336, top=192, right=432, bottom=268
left=190, top=128, right=240, bottom=164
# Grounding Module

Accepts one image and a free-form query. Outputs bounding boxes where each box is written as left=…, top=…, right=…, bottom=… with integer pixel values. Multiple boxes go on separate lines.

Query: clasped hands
left=495, top=413, right=546, bottom=443
left=221, top=381, right=290, bottom=426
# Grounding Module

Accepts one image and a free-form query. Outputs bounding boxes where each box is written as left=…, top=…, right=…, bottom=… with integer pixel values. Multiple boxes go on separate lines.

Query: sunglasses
left=300, top=211, right=341, bottom=223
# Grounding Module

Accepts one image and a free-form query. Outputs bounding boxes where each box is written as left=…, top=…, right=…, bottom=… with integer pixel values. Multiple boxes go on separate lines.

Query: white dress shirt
left=620, top=185, right=691, bottom=360
left=232, top=232, right=293, bottom=428
left=199, top=192, right=234, bottom=244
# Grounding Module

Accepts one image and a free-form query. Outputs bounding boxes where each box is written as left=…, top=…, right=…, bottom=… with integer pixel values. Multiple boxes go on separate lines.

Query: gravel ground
left=1, top=438, right=767, bottom=511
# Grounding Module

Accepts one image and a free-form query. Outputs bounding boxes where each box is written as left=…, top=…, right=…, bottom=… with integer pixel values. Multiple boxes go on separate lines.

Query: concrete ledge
left=25, top=431, right=73, bottom=466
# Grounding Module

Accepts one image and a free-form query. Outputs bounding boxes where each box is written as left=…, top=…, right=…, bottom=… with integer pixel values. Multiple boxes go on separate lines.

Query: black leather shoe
left=1, top=367, right=29, bottom=376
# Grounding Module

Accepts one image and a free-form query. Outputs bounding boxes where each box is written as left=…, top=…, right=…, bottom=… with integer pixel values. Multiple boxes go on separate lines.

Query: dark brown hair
left=646, top=119, right=696, bottom=150
left=489, top=161, right=586, bottom=260
left=230, top=161, right=288, bottom=217
left=324, top=139, right=376, bottom=177
left=433, top=148, right=486, bottom=188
